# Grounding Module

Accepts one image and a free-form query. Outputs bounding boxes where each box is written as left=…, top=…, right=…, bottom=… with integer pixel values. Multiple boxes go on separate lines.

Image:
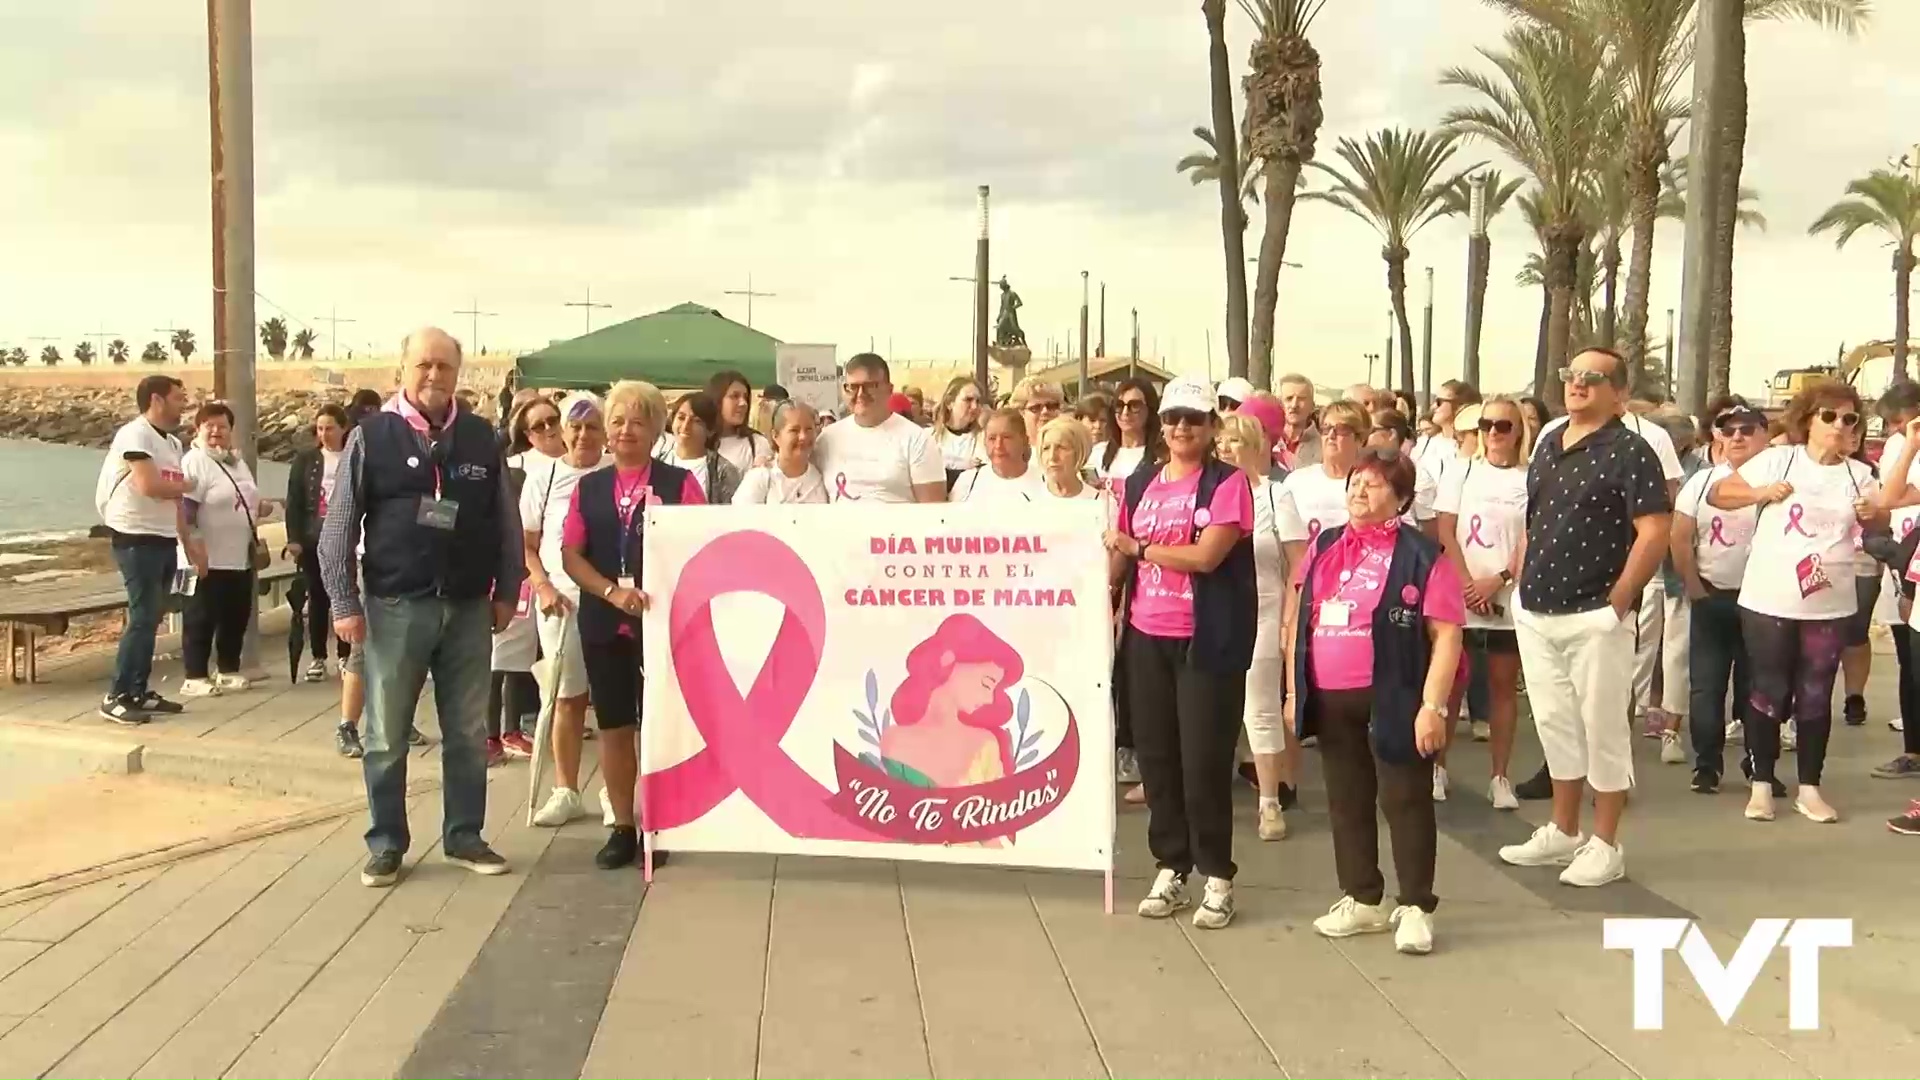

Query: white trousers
left=1242, top=656, right=1285, bottom=755
left=1516, top=605, right=1636, bottom=792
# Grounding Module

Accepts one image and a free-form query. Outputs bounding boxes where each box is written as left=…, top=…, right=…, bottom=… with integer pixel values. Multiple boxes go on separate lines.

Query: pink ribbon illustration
left=1464, top=514, right=1494, bottom=549
left=833, top=472, right=856, bottom=501
left=1708, top=518, right=1733, bottom=547
left=1782, top=504, right=1812, bottom=537
left=1903, top=518, right=1916, bottom=540
left=1307, top=518, right=1322, bottom=541
left=644, top=530, right=880, bottom=840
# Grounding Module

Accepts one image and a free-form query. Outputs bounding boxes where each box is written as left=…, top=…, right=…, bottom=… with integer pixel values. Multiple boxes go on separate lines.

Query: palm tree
left=1658, top=156, right=1766, bottom=228
left=1305, top=128, right=1470, bottom=394
left=1238, top=0, right=1328, bottom=390
left=1445, top=169, right=1526, bottom=385
left=171, top=328, right=196, bottom=364
left=141, top=341, right=168, bottom=363
left=260, top=317, right=289, bottom=361
left=73, top=341, right=95, bottom=366
left=1176, top=126, right=1260, bottom=226
left=1809, top=167, right=1920, bottom=382
left=40, top=345, right=60, bottom=366
left=1202, top=0, right=1252, bottom=379
left=108, top=338, right=129, bottom=364
left=292, top=328, right=317, bottom=360
left=1443, top=20, right=1613, bottom=409
left=7, top=347, right=26, bottom=366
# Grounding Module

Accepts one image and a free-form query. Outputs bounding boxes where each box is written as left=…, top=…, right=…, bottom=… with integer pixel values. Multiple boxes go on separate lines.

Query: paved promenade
left=0, top=634, right=1916, bottom=1078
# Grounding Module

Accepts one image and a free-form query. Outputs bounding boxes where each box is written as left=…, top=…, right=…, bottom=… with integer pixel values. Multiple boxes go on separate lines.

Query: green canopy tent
left=516, top=302, right=780, bottom=390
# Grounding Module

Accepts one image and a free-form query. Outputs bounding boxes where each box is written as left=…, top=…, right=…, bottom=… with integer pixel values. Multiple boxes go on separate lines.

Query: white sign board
left=776, top=343, right=840, bottom=414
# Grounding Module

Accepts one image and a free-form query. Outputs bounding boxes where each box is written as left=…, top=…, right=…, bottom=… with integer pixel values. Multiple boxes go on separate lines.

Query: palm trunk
left=1249, top=158, right=1302, bottom=390
left=1896, top=245, right=1914, bottom=383
left=1535, top=282, right=1552, bottom=400
left=1203, top=0, right=1251, bottom=379
left=1574, top=245, right=1597, bottom=345
left=1600, top=235, right=1621, bottom=346
left=1463, top=234, right=1490, bottom=387
left=1622, top=150, right=1662, bottom=398
left=1386, top=252, right=1416, bottom=395
left=1705, top=18, right=1747, bottom=402
left=1544, top=224, right=1585, bottom=412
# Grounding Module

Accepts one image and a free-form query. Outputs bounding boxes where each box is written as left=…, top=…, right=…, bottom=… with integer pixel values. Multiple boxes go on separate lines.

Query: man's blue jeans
left=361, top=596, right=492, bottom=855
left=110, top=543, right=176, bottom=700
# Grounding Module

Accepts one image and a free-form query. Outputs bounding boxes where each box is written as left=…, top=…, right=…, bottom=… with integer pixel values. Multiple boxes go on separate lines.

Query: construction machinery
left=1766, top=339, right=1919, bottom=408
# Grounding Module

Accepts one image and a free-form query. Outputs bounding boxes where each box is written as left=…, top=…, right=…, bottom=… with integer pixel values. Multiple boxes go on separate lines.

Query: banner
left=640, top=503, right=1114, bottom=872
left=775, top=344, right=840, bottom=414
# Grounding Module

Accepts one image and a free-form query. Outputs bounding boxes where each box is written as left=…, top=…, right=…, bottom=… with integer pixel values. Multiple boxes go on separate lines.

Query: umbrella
left=526, top=613, right=572, bottom=826
left=285, top=576, right=309, bottom=685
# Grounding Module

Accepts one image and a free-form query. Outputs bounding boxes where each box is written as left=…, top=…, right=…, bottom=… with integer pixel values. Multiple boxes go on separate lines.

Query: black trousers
left=1895, top=625, right=1920, bottom=756
left=183, top=568, right=252, bottom=679
left=486, top=671, right=540, bottom=739
left=298, top=548, right=349, bottom=661
left=1314, top=688, right=1437, bottom=912
left=1123, top=627, right=1244, bottom=881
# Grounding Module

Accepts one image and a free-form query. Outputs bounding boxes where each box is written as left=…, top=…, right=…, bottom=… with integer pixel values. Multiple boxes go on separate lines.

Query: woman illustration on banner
left=1277, top=399, right=1369, bottom=582
left=879, top=614, right=1025, bottom=798
left=1709, top=380, right=1879, bottom=825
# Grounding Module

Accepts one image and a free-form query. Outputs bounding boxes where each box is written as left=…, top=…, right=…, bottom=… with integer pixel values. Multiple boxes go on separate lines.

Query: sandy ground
left=0, top=774, right=321, bottom=893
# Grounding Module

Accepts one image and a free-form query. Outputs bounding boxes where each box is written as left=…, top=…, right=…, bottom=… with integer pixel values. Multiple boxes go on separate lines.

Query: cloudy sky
left=2, top=0, right=1915, bottom=396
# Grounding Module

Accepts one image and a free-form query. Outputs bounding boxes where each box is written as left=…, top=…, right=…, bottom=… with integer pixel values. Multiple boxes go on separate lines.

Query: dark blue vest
left=358, top=409, right=502, bottom=602
left=575, top=462, right=690, bottom=645
left=1121, top=457, right=1257, bottom=675
left=1290, top=523, right=1440, bottom=764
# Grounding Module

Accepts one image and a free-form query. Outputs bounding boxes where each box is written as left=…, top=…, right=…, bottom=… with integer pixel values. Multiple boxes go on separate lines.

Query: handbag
left=209, top=455, right=272, bottom=571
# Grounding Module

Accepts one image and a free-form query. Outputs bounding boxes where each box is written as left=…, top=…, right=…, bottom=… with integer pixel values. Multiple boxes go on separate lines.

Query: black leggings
left=1739, top=610, right=1844, bottom=786
left=183, top=569, right=252, bottom=679
left=1895, top=625, right=1920, bottom=755
left=299, top=548, right=349, bottom=661
left=486, top=671, right=540, bottom=739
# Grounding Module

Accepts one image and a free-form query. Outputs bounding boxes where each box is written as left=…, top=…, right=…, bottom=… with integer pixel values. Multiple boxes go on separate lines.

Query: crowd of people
left=86, top=328, right=1920, bottom=949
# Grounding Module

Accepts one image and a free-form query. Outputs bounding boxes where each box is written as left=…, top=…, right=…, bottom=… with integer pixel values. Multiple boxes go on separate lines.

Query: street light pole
left=1078, top=271, right=1090, bottom=399
left=973, top=186, right=991, bottom=391
left=1421, top=267, right=1435, bottom=408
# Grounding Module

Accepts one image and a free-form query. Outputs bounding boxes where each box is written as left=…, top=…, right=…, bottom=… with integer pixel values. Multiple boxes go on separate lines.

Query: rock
left=0, top=384, right=359, bottom=463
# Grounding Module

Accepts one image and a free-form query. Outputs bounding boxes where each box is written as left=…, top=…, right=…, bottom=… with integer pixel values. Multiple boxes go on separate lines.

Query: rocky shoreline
left=0, top=386, right=363, bottom=463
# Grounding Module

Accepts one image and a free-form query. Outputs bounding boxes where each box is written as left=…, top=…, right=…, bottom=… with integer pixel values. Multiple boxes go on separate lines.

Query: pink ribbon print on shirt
left=1782, top=503, right=1813, bottom=537
left=833, top=473, right=856, bottom=501
left=645, top=530, right=1078, bottom=845
left=1464, top=514, right=1494, bottom=549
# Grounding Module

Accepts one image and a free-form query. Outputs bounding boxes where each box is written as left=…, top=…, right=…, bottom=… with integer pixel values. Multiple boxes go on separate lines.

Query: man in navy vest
left=319, top=327, right=527, bottom=889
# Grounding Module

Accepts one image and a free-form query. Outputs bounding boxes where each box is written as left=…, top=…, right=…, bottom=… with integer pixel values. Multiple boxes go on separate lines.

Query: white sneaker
left=1116, top=747, right=1141, bottom=784
left=1137, top=869, right=1190, bottom=918
left=1312, top=895, right=1391, bottom=938
left=1256, top=802, right=1288, bottom=841
left=1192, top=877, right=1234, bottom=929
left=532, top=787, right=585, bottom=827
left=1793, top=786, right=1839, bottom=823
left=1782, top=719, right=1798, bottom=752
left=1744, top=782, right=1775, bottom=821
left=1892, top=717, right=1905, bottom=733
left=1726, top=718, right=1744, bottom=743
left=1499, top=822, right=1585, bottom=867
left=304, top=659, right=328, bottom=683
left=178, top=678, right=221, bottom=698
left=1391, top=905, right=1434, bottom=954
left=1488, top=776, right=1519, bottom=810
left=212, top=672, right=251, bottom=691
left=599, top=786, right=616, bottom=826
left=1559, top=837, right=1627, bottom=887
left=1431, top=765, right=1449, bottom=803
left=1471, top=720, right=1490, bottom=742
left=1660, top=730, right=1685, bottom=764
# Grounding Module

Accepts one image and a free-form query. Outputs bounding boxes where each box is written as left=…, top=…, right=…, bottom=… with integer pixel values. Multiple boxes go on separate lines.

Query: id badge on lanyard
left=617, top=484, right=653, bottom=590
left=416, top=440, right=459, bottom=531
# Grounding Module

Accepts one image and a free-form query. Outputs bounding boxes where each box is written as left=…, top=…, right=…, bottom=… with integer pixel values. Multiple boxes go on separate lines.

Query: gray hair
left=770, top=398, right=819, bottom=431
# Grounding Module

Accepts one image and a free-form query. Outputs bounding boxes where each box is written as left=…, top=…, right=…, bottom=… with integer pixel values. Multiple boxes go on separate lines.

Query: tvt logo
left=1603, top=918, right=1852, bottom=1030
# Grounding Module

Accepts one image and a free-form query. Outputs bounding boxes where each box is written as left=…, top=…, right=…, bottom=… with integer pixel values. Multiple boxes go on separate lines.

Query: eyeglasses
left=1817, top=409, right=1860, bottom=428
left=843, top=380, right=884, bottom=398
left=1115, top=399, right=1147, bottom=414
left=1163, top=408, right=1210, bottom=428
left=1025, top=401, right=1062, bottom=415
left=526, top=416, right=559, bottom=434
left=1558, top=367, right=1610, bottom=387
left=1477, top=418, right=1515, bottom=435
left=1323, top=424, right=1358, bottom=440
left=1433, top=397, right=1457, bottom=410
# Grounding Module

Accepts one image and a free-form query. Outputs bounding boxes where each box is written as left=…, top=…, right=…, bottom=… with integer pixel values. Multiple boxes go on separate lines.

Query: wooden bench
left=0, top=559, right=299, bottom=684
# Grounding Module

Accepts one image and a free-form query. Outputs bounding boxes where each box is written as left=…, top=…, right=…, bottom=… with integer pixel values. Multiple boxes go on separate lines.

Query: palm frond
left=1808, top=168, right=1920, bottom=249
left=1745, top=0, right=1871, bottom=35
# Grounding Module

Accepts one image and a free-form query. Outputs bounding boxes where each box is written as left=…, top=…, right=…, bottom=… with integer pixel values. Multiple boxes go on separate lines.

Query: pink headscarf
left=1237, top=397, right=1285, bottom=454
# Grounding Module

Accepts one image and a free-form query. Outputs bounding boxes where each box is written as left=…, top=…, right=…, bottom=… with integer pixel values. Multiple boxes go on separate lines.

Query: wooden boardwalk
left=1, top=630, right=1917, bottom=1078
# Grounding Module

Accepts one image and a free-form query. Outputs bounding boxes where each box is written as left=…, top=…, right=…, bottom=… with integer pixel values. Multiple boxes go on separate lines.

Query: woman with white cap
left=1106, top=376, right=1256, bottom=929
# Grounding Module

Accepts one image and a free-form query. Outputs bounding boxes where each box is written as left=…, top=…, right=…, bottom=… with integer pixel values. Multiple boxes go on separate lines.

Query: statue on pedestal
left=993, top=277, right=1027, bottom=349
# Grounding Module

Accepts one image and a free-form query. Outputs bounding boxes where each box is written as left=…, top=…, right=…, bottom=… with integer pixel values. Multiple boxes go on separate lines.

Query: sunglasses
left=1025, top=401, right=1062, bottom=415
left=1558, top=367, right=1611, bottom=387
left=1714, top=415, right=1760, bottom=436
left=1163, top=408, right=1211, bottom=428
left=526, top=415, right=559, bottom=434
left=1817, top=409, right=1860, bottom=428
left=1217, top=396, right=1242, bottom=412
left=1477, top=418, right=1515, bottom=435
left=1115, top=399, right=1148, bottom=414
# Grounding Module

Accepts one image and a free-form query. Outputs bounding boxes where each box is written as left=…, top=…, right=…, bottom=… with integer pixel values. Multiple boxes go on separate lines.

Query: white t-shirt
left=1041, top=479, right=1101, bottom=503
left=1727, top=445, right=1878, bottom=620
left=936, top=427, right=980, bottom=473
left=96, top=418, right=184, bottom=539
left=813, top=413, right=944, bottom=503
left=1090, top=441, right=1147, bottom=484
left=1676, top=463, right=1758, bottom=590
left=1275, top=463, right=1350, bottom=544
left=1435, top=457, right=1528, bottom=629
left=1535, top=413, right=1684, bottom=483
left=1249, top=479, right=1287, bottom=658
left=1411, top=432, right=1453, bottom=473
left=1407, top=452, right=1440, bottom=525
left=669, top=453, right=711, bottom=500
left=319, top=447, right=344, bottom=510
left=951, top=465, right=1048, bottom=504
left=1883, top=432, right=1920, bottom=544
left=521, top=457, right=607, bottom=596
left=179, top=448, right=259, bottom=571
left=716, top=432, right=765, bottom=477
left=734, top=464, right=830, bottom=505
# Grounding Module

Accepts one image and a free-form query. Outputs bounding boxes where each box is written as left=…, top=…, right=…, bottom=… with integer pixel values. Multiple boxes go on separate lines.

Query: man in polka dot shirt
left=1499, top=347, right=1671, bottom=889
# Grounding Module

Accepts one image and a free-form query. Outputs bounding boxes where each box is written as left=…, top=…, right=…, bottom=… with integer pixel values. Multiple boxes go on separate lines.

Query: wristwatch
left=1498, top=569, right=1513, bottom=584
left=602, top=582, right=617, bottom=599
left=1421, top=700, right=1447, bottom=714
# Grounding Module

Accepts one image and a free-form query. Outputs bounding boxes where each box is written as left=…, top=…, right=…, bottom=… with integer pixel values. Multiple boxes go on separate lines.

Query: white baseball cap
left=1216, top=376, right=1256, bottom=404
left=1159, top=377, right=1215, bottom=416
